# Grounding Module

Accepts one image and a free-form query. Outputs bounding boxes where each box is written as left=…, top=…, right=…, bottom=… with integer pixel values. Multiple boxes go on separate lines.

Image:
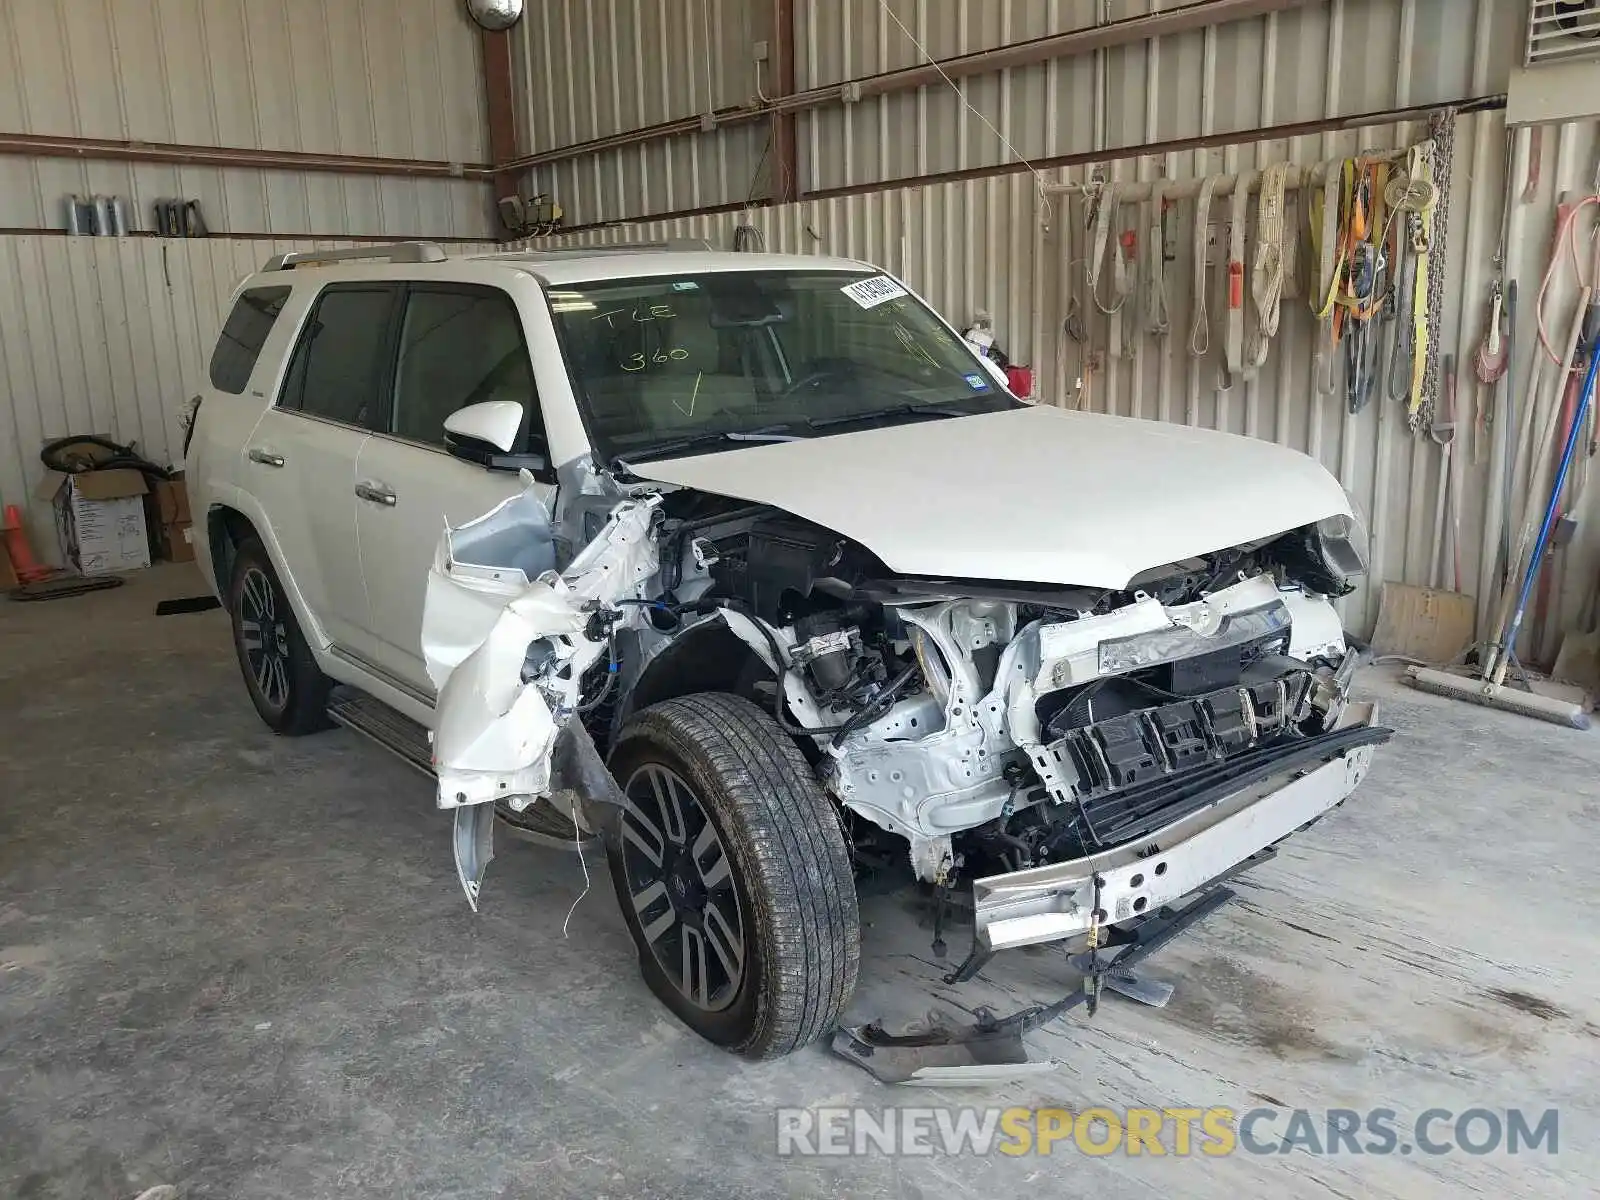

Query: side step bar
left=328, top=687, right=433, bottom=776
left=326, top=687, right=597, bottom=852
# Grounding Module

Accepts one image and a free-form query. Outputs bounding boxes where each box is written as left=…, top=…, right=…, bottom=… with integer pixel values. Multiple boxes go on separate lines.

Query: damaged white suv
left=188, top=242, right=1388, bottom=1060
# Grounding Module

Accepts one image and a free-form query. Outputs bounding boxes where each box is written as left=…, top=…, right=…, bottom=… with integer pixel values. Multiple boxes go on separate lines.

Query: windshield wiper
left=612, top=424, right=800, bottom=468
left=805, top=403, right=972, bottom=430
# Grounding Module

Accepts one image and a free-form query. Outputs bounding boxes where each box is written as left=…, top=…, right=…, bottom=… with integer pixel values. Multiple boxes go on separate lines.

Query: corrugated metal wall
left=510, top=106, right=1600, bottom=661
left=793, top=0, right=1519, bottom=191
left=0, top=235, right=482, bottom=564
left=507, top=0, right=1518, bottom=225
left=509, top=0, right=773, bottom=226
left=0, top=0, right=493, bottom=238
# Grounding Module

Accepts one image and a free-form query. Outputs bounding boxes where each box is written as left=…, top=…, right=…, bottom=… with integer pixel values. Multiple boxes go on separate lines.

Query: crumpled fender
left=431, top=580, right=585, bottom=808
left=420, top=479, right=661, bottom=908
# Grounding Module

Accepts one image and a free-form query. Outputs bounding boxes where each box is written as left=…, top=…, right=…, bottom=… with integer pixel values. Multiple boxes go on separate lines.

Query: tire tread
left=612, top=692, right=859, bottom=1058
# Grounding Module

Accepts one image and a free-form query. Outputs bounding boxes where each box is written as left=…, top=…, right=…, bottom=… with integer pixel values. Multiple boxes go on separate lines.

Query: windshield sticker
left=840, top=274, right=909, bottom=309
left=671, top=281, right=699, bottom=291
left=964, top=372, right=990, bottom=390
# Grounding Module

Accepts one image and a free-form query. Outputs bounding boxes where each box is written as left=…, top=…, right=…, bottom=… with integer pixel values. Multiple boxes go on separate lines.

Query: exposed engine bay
left=637, top=492, right=1366, bottom=881
left=425, top=473, right=1382, bottom=915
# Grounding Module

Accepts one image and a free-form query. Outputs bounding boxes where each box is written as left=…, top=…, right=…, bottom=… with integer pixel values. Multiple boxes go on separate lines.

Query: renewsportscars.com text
left=775, top=1105, right=1560, bottom=1158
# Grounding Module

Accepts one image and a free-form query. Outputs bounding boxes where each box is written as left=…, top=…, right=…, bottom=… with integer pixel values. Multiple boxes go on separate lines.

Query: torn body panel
left=423, top=478, right=660, bottom=906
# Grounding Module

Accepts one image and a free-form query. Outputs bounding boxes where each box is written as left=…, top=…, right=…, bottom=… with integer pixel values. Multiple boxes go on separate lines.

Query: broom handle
left=1485, top=289, right=1590, bottom=679
left=1494, top=330, right=1600, bottom=685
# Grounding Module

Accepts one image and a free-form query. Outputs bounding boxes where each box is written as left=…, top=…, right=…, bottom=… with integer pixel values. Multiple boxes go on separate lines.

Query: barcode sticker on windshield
left=840, top=274, right=908, bottom=309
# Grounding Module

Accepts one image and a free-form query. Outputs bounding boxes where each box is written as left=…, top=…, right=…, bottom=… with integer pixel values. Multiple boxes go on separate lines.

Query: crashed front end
left=424, top=478, right=1389, bottom=953
left=812, top=564, right=1387, bottom=959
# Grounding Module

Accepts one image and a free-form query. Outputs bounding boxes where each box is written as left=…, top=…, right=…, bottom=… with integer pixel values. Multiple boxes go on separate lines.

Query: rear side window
left=391, top=287, right=541, bottom=449
left=278, top=286, right=396, bottom=429
left=209, top=286, right=291, bottom=393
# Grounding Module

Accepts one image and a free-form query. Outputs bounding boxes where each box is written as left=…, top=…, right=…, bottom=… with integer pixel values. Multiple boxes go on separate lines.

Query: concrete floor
left=2, top=563, right=1597, bottom=1198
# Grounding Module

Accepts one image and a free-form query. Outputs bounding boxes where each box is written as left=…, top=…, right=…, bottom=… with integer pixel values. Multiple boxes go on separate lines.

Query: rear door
left=244, top=283, right=399, bottom=650
left=353, top=282, right=555, bottom=692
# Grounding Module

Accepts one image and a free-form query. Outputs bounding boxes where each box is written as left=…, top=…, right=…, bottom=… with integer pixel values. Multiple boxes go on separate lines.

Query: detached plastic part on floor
left=420, top=476, right=660, bottom=909
left=832, top=884, right=1238, bottom=1085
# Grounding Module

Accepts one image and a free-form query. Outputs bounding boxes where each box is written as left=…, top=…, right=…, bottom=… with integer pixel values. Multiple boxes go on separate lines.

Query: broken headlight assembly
left=1269, top=511, right=1370, bottom=597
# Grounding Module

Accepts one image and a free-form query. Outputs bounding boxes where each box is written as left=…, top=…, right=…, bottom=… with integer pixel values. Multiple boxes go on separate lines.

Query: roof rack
left=260, top=241, right=447, bottom=272
left=493, top=238, right=716, bottom=257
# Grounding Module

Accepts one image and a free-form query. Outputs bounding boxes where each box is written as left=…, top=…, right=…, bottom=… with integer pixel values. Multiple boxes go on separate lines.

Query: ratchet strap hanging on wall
left=1343, top=157, right=1391, bottom=414
left=1308, top=155, right=1397, bottom=413
left=1120, top=228, right=1141, bottom=360
left=1146, top=178, right=1171, bottom=338
left=1222, top=172, right=1255, bottom=388
left=1309, top=157, right=1346, bottom=395
left=1386, top=191, right=1416, bottom=405
left=1189, top=174, right=1221, bottom=359
left=1087, top=182, right=1135, bottom=316
left=1245, top=161, right=1291, bottom=376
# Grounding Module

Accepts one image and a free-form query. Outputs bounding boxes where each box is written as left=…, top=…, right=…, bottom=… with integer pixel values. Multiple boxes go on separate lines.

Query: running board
left=325, top=687, right=597, bottom=852
left=327, top=687, right=433, bottom=776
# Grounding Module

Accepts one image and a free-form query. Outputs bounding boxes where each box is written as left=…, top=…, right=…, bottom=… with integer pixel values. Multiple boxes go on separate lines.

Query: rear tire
left=606, top=693, right=859, bottom=1059
left=227, top=537, right=331, bottom=736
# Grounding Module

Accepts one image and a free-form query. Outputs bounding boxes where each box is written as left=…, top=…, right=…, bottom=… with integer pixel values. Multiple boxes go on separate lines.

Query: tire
left=227, top=537, right=331, bottom=736
left=606, top=693, right=860, bottom=1059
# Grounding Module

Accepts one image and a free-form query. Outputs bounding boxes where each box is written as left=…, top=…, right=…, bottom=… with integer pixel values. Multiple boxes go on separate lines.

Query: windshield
left=548, top=269, right=1019, bottom=461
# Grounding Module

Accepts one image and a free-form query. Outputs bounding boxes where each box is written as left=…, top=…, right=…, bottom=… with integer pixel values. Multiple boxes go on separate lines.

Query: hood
left=631, top=406, right=1352, bottom=589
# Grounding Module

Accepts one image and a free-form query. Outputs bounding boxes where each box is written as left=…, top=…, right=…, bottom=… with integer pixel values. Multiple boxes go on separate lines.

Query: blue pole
left=1502, top=339, right=1600, bottom=666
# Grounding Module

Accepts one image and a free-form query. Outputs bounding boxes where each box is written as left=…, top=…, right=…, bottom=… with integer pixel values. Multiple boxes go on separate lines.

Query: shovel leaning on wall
left=1371, top=355, right=1477, bottom=663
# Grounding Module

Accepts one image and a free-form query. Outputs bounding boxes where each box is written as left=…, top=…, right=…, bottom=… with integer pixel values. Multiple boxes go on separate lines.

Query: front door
left=243, top=283, right=400, bottom=650
left=353, top=283, right=557, bottom=693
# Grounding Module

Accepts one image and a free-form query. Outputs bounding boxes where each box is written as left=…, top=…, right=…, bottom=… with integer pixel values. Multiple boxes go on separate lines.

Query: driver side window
left=391, top=286, right=543, bottom=451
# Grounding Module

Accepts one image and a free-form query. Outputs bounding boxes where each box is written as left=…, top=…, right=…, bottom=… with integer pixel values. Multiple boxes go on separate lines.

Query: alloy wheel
left=238, top=566, right=291, bottom=711
left=618, top=763, right=746, bottom=1012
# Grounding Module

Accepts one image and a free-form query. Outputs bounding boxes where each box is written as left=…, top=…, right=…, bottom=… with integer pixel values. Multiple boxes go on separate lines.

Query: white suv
left=187, top=241, right=1388, bottom=1060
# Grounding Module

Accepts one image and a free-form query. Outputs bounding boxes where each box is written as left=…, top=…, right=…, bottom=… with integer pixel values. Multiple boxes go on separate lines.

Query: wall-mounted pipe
left=0, top=132, right=493, bottom=181
left=497, top=0, right=1326, bottom=176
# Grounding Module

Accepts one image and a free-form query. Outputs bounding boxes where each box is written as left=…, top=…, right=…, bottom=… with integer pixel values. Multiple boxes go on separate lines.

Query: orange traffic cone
left=3, top=504, right=53, bottom=583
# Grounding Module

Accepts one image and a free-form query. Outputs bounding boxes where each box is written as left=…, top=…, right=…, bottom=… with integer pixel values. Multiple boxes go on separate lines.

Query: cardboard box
left=158, top=520, right=195, bottom=563
left=33, top=468, right=151, bottom=576
left=150, top=476, right=191, bottom=526
left=148, top=475, right=193, bottom=562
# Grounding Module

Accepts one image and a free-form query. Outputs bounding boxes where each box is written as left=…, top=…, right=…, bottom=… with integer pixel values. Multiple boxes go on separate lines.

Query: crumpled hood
left=632, top=405, right=1352, bottom=589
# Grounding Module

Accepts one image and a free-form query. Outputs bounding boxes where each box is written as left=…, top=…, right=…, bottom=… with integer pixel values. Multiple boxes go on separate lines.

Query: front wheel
left=606, top=693, right=860, bottom=1059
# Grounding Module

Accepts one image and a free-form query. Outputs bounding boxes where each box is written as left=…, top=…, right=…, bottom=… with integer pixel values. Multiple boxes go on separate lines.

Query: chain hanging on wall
left=1414, top=109, right=1457, bottom=434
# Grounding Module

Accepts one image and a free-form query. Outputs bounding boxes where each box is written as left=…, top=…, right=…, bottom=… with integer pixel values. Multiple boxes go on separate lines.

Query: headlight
left=1268, top=509, right=1369, bottom=597
left=1315, top=511, right=1369, bottom=581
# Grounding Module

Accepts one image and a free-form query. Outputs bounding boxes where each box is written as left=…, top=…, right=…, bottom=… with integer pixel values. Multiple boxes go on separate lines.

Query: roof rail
left=498, top=238, right=716, bottom=256
left=260, top=241, right=448, bottom=271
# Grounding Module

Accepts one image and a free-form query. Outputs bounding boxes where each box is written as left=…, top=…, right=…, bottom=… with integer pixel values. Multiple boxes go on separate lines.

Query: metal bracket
left=453, top=802, right=496, bottom=913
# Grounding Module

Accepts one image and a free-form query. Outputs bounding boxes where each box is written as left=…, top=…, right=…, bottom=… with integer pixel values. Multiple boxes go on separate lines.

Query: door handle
left=355, top=481, right=397, bottom=507
left=247, top=447, right=285, bottom=468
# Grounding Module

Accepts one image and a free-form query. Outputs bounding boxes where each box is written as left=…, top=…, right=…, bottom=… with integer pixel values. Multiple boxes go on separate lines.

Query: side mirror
left=445, top=400, right=524, bottom=454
